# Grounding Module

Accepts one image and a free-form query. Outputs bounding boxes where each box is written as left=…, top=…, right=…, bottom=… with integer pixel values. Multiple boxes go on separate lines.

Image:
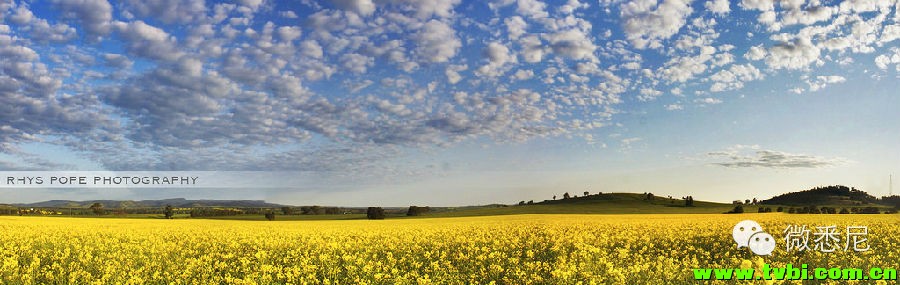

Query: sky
left=0, top=0, right=898, bottom=206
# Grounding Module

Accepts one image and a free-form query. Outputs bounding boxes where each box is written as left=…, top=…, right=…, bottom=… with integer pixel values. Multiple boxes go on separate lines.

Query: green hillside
left=760, top=185, right=884, bottom=206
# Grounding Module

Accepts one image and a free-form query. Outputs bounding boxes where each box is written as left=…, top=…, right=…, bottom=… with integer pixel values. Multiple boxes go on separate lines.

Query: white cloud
left=805, top=75, right=846, bottom=92
left=340, top=53, right=374, bottom=74
left=739, top=0, right=774, bottom=11
left=695, top=97, right=722, bottom=104
left=765, top=37, right=821, bottom=70
left=512, top=69, right=534, bottom=80
left=112, top=20, right=183, bottom=62
left=504, top=16, right=528, bottom=39
left=559, top=0, right=588, bottom=14
left=122, top=0, right=207, bottom=24
left=392, top=0, right=461, bottom=19
left=516, top=0, right=549, bottom=19
left=874, top=47, right=900, bottom=70
left=708, top=145, right=845, bottom=168
left=445, top=64, right=467, bottom=84
left=280, top=11, right=298, bottom=18
left=659, top=50, right=714, bottom=83
left=51, top=0, right=113, bottom=38
left=620, top=0, right=694, bottom=49
left=744, top=45, right=767, bottom=60
left=665, top=104, right=683, bottom=110
left=330, top=0, right=376, bottom=16
left=705, top=0, right=730, bottom=15
left=780, top=6, right=834, bottom=27
left=519, top=35, right=544, bottom=63
left=9, top=5, right=34, bottom=25
left=709, top=63, right=763, bottom=92
left=637, top=88, right=662, bottom=101
left=413, top=20, right=460, bottom=63
left=477, top=42, right=515, bottom=77
left=300, top=40, right=324, bottom=59
left=103, top=53, right=133, bottom=69
left=543, top=28, right=597, bottom=60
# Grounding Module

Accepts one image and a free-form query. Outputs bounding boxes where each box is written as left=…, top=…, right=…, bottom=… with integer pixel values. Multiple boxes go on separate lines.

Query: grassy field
left=0, top=214, right=896, bottom=284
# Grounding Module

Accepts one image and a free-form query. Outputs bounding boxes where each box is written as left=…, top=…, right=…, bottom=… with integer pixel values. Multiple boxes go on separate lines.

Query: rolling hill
left=422, top=193, right=736, bottom=217
left=760, top=185, right=884, bottom=206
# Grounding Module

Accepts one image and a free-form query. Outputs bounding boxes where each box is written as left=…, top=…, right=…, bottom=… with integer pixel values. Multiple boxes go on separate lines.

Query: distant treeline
left=0, top=204, right=361, bottom=217
left=727, top=205, right=896, bottom=214
left=761, top=185, right=882, bottom=205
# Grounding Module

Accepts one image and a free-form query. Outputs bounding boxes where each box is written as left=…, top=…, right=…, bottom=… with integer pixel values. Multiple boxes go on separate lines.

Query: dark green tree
left=406, top=206, right=430, bottom=216
left=163, top=205, right=174, bottom=219
left=89, top=203, right=104, bottom=215
left=367, top=207, right=385, bottom=219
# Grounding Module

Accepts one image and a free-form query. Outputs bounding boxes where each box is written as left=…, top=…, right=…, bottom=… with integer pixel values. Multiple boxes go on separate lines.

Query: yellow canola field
left=0, top=214, right=897, bottom=285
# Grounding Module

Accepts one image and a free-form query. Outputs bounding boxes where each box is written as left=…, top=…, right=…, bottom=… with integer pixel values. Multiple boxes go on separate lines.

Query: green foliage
left=366, top=207, right=385, bottom=220
left=89, top=203, right=104, bottom=215
left=762, top=185, right=880, bottom=206
left=727, top=205, right=743, bottom=214
left=163, top=205, right=174, bottom=219
left=406, top=206, right=430, bottom=216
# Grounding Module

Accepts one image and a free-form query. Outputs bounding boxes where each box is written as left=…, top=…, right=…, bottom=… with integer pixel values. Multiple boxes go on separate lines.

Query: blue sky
left=0, top=0, right=898, bottom=206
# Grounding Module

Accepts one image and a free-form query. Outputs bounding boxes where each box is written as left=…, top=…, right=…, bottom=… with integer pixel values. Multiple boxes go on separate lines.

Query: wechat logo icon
left=732, top=220, right=775, bottom=256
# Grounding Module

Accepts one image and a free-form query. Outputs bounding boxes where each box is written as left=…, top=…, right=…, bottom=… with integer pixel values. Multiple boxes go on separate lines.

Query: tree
left=727, top=205, right=744, bottom=214
left=518, top=201, right=526, bottom=206
left=89, top=203, right=104, bottom=215
left=563, top=192, right=570, bottom=199
left=776, top=207, right=784, bottom=212
left=526, top=200, right=534, bottom=205
left=859, top=207, right=880, bottom=214
left=264, top=212, right=275, bottom=221
left=367, top=207, right=385, bottom=219
left=300, top=206, right=325, bottom=215
left=583, top=191, right=589, bottom=196
left=839, top=208, right=849, bottom=214
left=552, top=195, right=556, bottom=200
left=745, top=199, right=751, bottom=205
left=645, top=193, right=655, bottom=201
left=406, top=206, right=430, bottom=216
left=281, top=207, right=294, bottom=215
left=163, top=205, right=174, bottom=219
left=685, top=196, right=694, bottom=207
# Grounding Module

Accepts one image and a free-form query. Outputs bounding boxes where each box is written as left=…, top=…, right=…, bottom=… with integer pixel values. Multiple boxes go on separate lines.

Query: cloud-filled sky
left=0, top=0, right=898, bottom=206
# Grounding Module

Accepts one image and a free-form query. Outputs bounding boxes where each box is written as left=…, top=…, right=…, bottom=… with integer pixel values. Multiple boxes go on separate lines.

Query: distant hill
left=14, top=198, right=285, bottom=208
left=760, top=185, right=882, bottom=206
left=425, top=192, right=735, bottom=217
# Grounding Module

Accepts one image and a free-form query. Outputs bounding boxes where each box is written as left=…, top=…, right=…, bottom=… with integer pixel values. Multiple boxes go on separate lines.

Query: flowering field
left=0, top=214, right=897, bottom=284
